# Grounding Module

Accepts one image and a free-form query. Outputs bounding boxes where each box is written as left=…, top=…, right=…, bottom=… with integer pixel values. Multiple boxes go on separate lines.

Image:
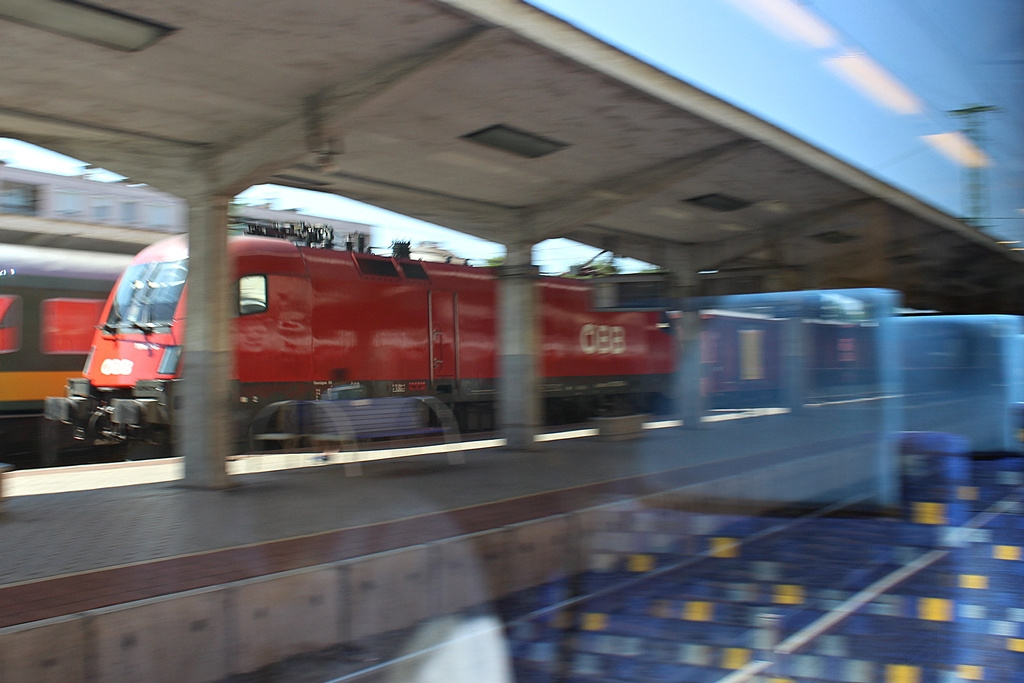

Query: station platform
left=0, top=408, right=1022, bottom=682
left=0, top=414, right=833, bottom=626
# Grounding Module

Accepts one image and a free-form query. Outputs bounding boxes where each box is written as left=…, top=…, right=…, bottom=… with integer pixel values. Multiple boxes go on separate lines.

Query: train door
left=430, top=291, right=457, bottom=381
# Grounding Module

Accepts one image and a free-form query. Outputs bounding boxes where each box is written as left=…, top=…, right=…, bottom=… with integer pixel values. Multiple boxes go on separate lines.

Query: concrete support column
left=677, top=306, right=704, bottom=429
left=497, top=242, right=540, bottom=451
left=780, top=316, right=807, bottom=415
left=180, top=193, right=233, bottom=488
left=875, top=290, right=902, bottom=508
left=664, top=251, right=703, bottom=429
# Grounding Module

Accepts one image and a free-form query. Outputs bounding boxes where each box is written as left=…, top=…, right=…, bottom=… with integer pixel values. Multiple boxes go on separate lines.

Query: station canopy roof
left=0, top=0, right=1019, bottom=313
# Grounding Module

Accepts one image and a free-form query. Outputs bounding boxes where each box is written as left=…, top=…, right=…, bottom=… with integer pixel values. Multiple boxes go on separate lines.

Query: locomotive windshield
left=104, top=259, right=188, bottom=331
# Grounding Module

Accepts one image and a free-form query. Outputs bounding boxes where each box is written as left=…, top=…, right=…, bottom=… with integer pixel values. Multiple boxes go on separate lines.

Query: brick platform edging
left=0, top=510, right=585, bottom=682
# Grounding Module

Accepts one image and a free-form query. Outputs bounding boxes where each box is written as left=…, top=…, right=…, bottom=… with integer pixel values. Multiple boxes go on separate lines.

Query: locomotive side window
left=0, top=295, right=22, bottom=353
left=238, top=275, right=268, bottom=315
left=40, top=298, right=105, bottom=354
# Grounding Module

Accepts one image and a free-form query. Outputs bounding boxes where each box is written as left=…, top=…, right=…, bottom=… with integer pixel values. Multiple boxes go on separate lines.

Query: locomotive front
left=44, top=238, right=188, bottom=459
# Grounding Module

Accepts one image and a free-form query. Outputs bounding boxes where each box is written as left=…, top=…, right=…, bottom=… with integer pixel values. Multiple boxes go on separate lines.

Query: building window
left=147, top=203, right=173, bottom=228
left=40, top=298, right=105, bottom=354
left=54, top=189, right=85, bottom=217
left=91, top=195, right=114, bottom=222
left=0, top=295, right=22, bottom=354
left=120, top=199, right=140, bottom=225
left=0, top=180, right=38, bottom=216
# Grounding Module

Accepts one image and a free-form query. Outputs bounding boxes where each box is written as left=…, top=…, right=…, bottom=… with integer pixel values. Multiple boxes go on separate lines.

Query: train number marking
left=580, top=324, right=626, bottom=355
left=100, top=358, right=135, bottom=376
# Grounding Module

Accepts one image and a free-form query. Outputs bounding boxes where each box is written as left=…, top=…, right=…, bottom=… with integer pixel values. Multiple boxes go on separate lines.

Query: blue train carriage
left=896, top=314, right=1024, bottom=454
left=700, top=308, right=784, bottom=410
left=802, top=292, right=883, bottom=403
left=0, top=245, right=131, bottom=465
left=698, top=290, right=893, bottom=411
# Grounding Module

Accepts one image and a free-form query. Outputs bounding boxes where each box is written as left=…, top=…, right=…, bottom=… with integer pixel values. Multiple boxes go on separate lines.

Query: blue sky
left=527, top=0, right=1022, bottom=238
left=2, top=0, right=1021, bottom=268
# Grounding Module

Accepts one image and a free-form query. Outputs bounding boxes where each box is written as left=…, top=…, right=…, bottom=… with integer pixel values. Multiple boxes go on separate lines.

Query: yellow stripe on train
left=0, top=371, right=79, bottom=403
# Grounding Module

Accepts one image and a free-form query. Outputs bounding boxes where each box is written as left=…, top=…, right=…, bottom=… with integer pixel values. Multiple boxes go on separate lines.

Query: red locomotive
left=45, top=226, right=676, bottom=458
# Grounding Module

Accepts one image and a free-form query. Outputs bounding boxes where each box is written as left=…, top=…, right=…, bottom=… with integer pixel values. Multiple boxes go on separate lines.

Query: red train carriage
left=46, top=232, right=675, bottom=458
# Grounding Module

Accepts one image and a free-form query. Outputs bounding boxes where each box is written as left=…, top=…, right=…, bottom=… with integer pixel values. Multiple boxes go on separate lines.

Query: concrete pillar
left=875, top=290, right=902, bottom=508
left=497, top=242, right=540, bottom=451
left=180, top=193, right=233, bottom=488
left=677, top=306, right=704, bottom=429
left=780, top=316, right=807, bottom=415
left=664, top=252, right=703, bottom=428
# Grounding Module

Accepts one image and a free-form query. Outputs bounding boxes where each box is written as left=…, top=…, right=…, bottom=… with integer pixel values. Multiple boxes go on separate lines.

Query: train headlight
left=157, top=346, right=182, bottom=375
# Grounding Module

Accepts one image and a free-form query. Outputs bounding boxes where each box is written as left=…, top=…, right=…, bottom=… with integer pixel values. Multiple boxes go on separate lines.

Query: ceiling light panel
left=461, top=124, right=569, bottom=159
left=811, top=230, right=858, bottom=244
left=726, top=0, right=838, bottom=49
left=0, top=0, right=173, bottom=51
left=685, top=193, right=751, bottom=212
left=922, top=132, right=990, bottom=168
left=824, top=52, right=922, bottom=115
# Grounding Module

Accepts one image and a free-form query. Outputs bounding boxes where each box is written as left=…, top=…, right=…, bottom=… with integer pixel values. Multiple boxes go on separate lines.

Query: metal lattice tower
left=950, top=105, right=998, bottom=229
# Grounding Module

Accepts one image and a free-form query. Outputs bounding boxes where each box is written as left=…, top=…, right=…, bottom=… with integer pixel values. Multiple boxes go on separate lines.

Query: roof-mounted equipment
left=242, top=219, right=335, bottom=249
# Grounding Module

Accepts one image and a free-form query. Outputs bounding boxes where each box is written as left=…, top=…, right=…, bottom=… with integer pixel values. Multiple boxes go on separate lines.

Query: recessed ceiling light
left=461, top=124, right=569, bottom=159
left=811, top=230, right=858, bottom=244
left=0, top=0, right=174, bottom=51
left=685, top=193, right=751, bottom=212
left=756, top=200, right=790, bottom=214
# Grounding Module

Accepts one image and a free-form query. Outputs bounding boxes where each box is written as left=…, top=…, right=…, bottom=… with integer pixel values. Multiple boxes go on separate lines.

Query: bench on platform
left=250, top=396, right=459, bottom=457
